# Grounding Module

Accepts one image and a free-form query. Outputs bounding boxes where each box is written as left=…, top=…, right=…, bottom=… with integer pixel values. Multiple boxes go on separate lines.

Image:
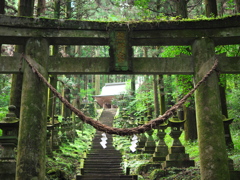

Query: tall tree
left=54, top=0, right=60, bottom=18
left=65, top=0, right=72, bottom=18
left=174, top=0, right=188, bottom=18
left=10, top=0, right=34, bottom=117
left=153, top=75, right=160, bottom=117
left=131, top=75, right=136, bottom=97
left=18, top=0, right=34, bottom=16
left=158, top=75, right=166, bottom=115
left=0, top=0, right=5, bottom=14
left=236, top=0, right=240, bottom=13
left=37, top=0, right=46, bottom=16
left=204, top=0, right=218, bottom=17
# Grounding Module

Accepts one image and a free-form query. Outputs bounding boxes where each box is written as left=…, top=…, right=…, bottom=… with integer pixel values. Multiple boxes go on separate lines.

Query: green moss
left=149, top=169, right=166, bottom=180
left=1, top=14, right=240, bottom=30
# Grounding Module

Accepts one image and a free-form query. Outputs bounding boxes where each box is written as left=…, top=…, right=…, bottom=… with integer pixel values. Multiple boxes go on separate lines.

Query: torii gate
left=1, top=14, right=240, bottom=180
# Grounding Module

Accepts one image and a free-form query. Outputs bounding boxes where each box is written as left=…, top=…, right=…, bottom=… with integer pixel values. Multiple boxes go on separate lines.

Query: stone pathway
left=76, top=109, right=137, bottom=180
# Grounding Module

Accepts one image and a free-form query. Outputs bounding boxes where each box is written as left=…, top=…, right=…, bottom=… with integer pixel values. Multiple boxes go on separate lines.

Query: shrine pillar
left=192, top=37, right=230, bottom=180
left=16, top=38, right=48, bottom=180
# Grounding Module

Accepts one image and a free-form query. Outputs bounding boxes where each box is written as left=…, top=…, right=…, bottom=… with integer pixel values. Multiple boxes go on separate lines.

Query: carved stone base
left=162, top=146, right=195, bottom=168
left=0, top=161, right=16, bottom=180
left=151, top=146, right=168, bottom=162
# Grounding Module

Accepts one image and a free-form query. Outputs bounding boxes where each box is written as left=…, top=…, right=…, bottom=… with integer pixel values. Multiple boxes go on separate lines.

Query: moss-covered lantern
left=0, top=105, right=19, bottom=160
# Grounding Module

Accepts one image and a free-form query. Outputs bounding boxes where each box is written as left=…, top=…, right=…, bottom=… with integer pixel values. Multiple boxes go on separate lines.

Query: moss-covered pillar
left=192, top=37, right=230, bottom=180
left=16, top=38, right=49, bottom=180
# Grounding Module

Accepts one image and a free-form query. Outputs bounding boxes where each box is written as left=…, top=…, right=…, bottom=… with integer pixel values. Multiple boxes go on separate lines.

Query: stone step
left=76, top=174, right=138, bottom=180
left=87, top=152, right=122, bottom=156
left=91, top=143, right=114, bottom=147
left=84, top=160, right=122, bottom=164
left=77, top=109, right=137, bottom=180
left=81, top=168, right=123, bottom=174
left=89, top=147, right=118, bottom=150
left=84, top=163, right=121, bottom=168
left=86, top=156, right=122, bottom=160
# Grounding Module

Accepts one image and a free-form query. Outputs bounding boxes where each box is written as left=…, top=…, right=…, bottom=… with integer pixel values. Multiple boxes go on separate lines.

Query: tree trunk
left=66, top=0, right=72, bottom=19
left=131, top=75, right=136, bottom=97
left=61, top=87, right=71, bottom=118
left=95, top=75, right=101, bottom=95
left=184, top=105, right=197, bottom=141
left=47, top=0, right=60, bottom=117
left=192, top=37, right=230, bottom=180
left=18, top=0, right=34, bottom=16
left=235, top=0, right=240, bottom=13
left=10, top=0, right=34, bottom=117
left=153, top=75, right=160, bottom=117
left=37, top=0, right=46, bottom=16
left=219, top=75, right=234, bottom=149
left=175, top=0, right=188, bottom=18
left=204, top=0, right=218, bottom=17
left=158, top=75, right=166, bottom=115
left=48, top=75, right=57, bottom=117
left=54, top=0, right=60, bottom=18
left=73, top=75, right=81, bottom=108
left=0, top=0, right=5, bottom=14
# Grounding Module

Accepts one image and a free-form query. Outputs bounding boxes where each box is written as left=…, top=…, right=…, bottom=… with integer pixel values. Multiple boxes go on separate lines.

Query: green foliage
left=0, top=106, right=8, bottom=120
left=161, top=167, right=201, bottom=180
left=160, top=46, right=191, bottom=58
left=215, top=45, right=240, bottom=57
left=149, top=169, right=165, bottom=180
left=46, top=123, right=95, bottom=179
left=215, top=45, right=240, bottom=122
left=229, top=128, right=240, bottom=171
left=0, top=74, right=11, bottom=107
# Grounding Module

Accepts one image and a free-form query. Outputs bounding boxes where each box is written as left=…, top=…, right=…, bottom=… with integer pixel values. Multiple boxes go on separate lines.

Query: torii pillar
left=16, top=38, right=48, bottom=179
left=192, top=37, right=230, bottom=180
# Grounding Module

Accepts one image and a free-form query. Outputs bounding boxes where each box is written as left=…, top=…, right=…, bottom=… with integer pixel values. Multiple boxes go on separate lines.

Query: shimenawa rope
left=22, top=54, right=218, bottom=136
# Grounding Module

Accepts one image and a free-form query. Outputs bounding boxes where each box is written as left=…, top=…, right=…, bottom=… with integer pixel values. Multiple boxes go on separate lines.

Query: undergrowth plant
left=46, top=123, right=95, bottom=179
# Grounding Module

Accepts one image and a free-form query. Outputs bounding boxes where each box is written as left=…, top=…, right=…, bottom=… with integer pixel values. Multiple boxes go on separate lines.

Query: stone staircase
left=76, top=109, right=138, bottom=180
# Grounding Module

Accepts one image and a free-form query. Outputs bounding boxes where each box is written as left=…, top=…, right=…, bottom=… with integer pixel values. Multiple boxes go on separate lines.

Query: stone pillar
left=192, top=37, right=230, bottom=180
left=16, top=38, right=49, bottom=180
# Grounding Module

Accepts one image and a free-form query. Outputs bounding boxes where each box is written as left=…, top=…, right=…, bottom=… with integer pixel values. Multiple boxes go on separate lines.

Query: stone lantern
left=162, top=116, right=194, bottom=168
left=222, top=115, right=234, bottom=150
left=52, top=115, right=61, bottom=152
left=0, top=105, right=19, bottom=160
left=151, top=121, right=169, bottom=162
left=0, top=105, right=19, bottom=180
left=142, top=115, right=156, bottom=154
left=46, top=122, right=54, bottom=157
left=60, top=117, right=69, bottom=144
left=136, top=116, right=147, bottom=152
